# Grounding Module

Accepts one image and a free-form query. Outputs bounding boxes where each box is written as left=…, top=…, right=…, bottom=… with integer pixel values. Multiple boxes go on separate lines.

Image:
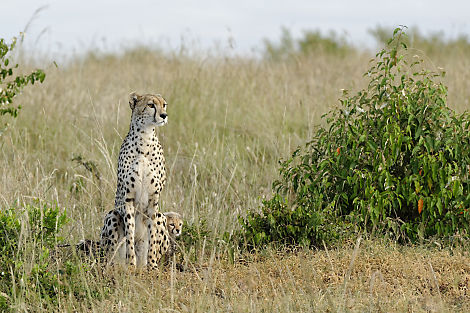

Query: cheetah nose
left=160, top=113, right=167, bottom=119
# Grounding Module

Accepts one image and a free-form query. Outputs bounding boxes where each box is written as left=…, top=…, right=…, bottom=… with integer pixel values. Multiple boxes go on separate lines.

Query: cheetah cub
left=163, top=212, right=183, bottom=259
left=102, top=92, right=170, bottom=269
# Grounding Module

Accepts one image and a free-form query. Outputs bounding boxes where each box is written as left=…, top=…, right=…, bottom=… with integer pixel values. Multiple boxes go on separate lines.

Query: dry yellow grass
left=50, top=240, right=469, bottom=312
left=162, top=241, right=470, bottom=312
left=1, top=45, right=470, bottom=311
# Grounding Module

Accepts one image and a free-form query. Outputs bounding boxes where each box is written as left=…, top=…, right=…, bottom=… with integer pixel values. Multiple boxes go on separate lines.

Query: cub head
left=129, top=92, right=168, bottom=127
left=163, top=212, right=183, bottom=238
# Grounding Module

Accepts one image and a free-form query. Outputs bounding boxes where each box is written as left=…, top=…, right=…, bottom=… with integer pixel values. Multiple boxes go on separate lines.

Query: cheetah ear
left=129, top=92, right=142, bottom=110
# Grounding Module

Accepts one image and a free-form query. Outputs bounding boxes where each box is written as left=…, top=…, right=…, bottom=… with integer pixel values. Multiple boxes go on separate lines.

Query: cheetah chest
left=132, top=145, right=165, bottom=211
left=131, top=144, right=166, bottom=242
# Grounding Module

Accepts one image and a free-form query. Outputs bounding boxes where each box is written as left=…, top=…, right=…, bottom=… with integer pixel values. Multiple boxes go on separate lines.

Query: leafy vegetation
left=179, top=218, right=212, bottom=262
left=0, top=202, right=109, bottom=311
left=1, top=25, right=470, bottom=311
left=0, top=202, right=67, bottom=309
left=0, top=34, right=45, bottom=118
left=241, top=27, right=470, bottom=248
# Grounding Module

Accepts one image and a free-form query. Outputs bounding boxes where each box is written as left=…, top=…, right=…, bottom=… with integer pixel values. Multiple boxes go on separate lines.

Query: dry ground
left=55, top=240, right=470, bottom=312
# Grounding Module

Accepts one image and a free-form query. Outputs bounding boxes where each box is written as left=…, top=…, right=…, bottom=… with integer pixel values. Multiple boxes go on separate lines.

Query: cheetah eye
left=163, top=103, right=167, bottom=108
left=147, top=102, right=155, bottom=107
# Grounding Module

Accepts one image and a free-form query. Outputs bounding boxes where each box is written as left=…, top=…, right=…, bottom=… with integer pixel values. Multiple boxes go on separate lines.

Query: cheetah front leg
left=123, top=201, right=137, bottom=268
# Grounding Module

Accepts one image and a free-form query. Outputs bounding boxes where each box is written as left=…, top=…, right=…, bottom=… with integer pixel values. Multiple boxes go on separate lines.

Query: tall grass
left=2, top=48, right=373, bottom=236
left=1, top=39, right=470, bottom=311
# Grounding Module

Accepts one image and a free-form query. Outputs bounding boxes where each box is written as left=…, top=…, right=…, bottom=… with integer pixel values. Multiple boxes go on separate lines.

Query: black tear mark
left=152, top=103, right=157, bottom=122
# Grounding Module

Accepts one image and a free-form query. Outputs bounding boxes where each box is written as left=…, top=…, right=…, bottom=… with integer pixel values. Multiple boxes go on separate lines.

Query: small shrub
left=0, top=201, right=67, bottom=273
left=238, top=194, right=352, bottom=249
left=241, top=27, right=470, bottom=249
left=0, top=201, right=67, bottom=309
left=180, top=219, right=211, bottom=260
left=0, top=34, right=46, bottom=118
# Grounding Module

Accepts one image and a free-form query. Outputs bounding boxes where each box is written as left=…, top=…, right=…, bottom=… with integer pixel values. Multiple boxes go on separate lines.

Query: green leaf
left=436, top=199, right=443, bottom=215
left=453, top=180, right=460, bottom=197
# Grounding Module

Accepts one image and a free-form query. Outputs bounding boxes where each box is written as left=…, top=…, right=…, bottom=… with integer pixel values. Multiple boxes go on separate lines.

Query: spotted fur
left=162, top=211, right=183, bottom=258
left=100, top=92, right=170, bottom=269
left=98, top=211, right=182, bottom=264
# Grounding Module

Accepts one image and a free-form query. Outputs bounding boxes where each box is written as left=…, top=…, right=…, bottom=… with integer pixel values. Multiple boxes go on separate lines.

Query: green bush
left=0, top=202, right=105, bottom=311
left=0, top=201, right=68, bottom=309
left=238, top=194, right=352, bottom=249
left=0, top=201, right=67, bottom=273
left=0, top=34, right=46, bottom=118
left=241, top=28, right=470, bottom=248
left=180, top=218, right=212, bottom=262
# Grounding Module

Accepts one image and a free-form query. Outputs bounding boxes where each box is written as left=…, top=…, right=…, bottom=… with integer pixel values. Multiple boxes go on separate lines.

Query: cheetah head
left=163, top=212, right=183, bottom=238
left=129, top=92, right=168, bottom=127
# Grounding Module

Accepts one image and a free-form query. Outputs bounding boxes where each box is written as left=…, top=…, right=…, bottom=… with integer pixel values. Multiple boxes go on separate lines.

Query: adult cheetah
left=103, top=92, right=170, bottom=269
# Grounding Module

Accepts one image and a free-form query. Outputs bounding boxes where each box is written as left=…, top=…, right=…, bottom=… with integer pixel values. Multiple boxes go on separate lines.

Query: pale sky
left=1, top=0, right=470, bottom=58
